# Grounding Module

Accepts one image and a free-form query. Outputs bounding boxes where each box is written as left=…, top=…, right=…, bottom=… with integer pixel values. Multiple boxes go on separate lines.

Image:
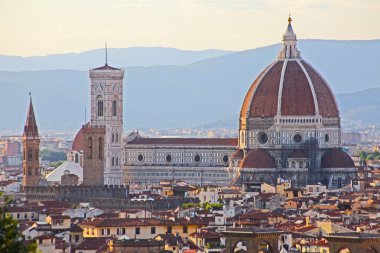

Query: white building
left=0, top=180, right=21, bottom=194
left=123, top=132, right=236, bottom=185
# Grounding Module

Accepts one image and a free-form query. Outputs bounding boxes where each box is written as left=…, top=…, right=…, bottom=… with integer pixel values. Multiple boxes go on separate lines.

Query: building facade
left=89, top=63, right=124, bottom=185
left=230, top=17, right=357, bottom=188
left=123, top=132, right=237, bottom=185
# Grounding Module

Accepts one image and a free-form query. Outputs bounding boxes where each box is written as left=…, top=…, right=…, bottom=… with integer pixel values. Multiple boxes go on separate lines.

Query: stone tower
left=22, top=95, right=40, bottom=188
left=82, top=123, right=106, bottom=186
left=89, top=60, right=124, bottom=185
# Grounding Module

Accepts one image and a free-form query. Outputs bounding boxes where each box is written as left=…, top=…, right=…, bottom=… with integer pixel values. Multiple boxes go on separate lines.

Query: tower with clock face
left=89, top=64, right=124, bottom=185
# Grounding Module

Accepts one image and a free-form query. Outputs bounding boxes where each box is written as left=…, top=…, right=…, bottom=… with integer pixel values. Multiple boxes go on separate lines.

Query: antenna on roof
left=105, top=41, right=108, bottom=66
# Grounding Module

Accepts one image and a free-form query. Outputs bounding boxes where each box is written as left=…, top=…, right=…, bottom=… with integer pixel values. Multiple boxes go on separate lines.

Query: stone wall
left=24, top=185, right=128, bottom=202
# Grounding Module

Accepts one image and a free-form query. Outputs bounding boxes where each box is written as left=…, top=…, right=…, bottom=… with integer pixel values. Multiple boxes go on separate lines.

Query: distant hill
left=0, top=39, right=379, bottom=133
left=0, top=47, right=233, bottom=71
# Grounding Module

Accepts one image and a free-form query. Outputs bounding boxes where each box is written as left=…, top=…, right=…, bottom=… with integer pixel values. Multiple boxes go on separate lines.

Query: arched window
left=75, top=153, right=79, bottom=163
left=111, top=133, right=114, bottom=143
left=28, top=149, right=33, bottom=161
left=116, top=157, right=119, bottom=166
left=97, top=96, right=104, bottom=117
left=291, top=161, right=296, bottom=168
left=28, top=167, right=32, bottom=175
left=116, top=133, right=119, bottom=143
left=337, top=178, right=342, bottom=188
left=111, top=157, right=115, bottom=166
left=98, top=137, right=103, bottom=160
left=112, top=100, right=117, bottom=116
left=87, top=137, right=93, bottom=159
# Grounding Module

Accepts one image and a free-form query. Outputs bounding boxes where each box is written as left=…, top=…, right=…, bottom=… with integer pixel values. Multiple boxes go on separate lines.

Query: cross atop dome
left=278, top=15, right=301, bottom=60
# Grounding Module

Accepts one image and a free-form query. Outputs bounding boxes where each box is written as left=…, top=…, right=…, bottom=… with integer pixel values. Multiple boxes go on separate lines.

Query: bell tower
left=89, top=45, right=124, bottom=185
left=22, top=94, right=41, bottom=188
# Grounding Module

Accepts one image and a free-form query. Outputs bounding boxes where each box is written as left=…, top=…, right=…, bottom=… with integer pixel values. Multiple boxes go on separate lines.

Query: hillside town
left=2, top=173, right=380, bottom=252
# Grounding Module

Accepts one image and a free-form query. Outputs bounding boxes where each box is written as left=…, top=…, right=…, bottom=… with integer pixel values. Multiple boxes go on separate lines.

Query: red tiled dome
left=230, top=149, right=244, bottom=159
left=72, top=128, right=84, bottom=151
left=321, top=148, right=355, bottom=168
left=240, top=60, right=339, bottom=119
left=241, top=149, right=276, bottom=168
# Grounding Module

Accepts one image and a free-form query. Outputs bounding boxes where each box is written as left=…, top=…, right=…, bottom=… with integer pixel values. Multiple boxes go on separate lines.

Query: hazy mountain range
left=0, top=48, right=233, bottom=71
left=0, top=39, right=379, bottom=133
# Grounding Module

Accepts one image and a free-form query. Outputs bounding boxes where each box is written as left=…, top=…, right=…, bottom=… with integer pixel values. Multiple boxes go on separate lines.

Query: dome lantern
left=278, top=15, right=301, bottom=60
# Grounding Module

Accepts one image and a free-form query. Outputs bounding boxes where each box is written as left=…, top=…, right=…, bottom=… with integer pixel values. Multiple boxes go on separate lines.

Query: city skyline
left=1, top=0, right=380, bottom=56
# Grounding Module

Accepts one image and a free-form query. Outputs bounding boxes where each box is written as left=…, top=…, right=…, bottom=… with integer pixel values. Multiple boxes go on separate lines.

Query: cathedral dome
left=240, top=19, right=339, bottom=120
left=241, top=149, right=276, bottom=168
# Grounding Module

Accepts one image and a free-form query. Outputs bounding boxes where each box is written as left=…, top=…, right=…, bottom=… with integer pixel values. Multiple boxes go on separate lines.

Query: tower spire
left=278, top=15, right=301, bottom=60
left=24, top=92, right=39, bottom=137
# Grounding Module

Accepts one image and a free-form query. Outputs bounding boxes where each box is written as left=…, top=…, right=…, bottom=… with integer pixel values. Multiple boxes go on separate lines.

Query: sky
left=1, top=0, right=380, bottom=56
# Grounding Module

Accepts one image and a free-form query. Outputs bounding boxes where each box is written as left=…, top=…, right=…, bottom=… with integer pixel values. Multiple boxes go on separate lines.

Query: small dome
left=241, top=149, right=276, bottom=168
left=230, top=149, right=244, bottom=159
left=321, top=149, right=355, bottom=168
left=72, top=128, right=84, bottom=151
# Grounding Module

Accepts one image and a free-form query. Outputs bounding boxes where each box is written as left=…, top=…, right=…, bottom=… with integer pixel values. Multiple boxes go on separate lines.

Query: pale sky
left=1, top=0, right=380, bottom=56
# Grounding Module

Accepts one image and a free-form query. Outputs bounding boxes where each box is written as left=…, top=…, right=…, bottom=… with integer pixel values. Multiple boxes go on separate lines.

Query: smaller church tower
left=82, top=123, right=106, bottom=186
left=22, top=94, right=40, bottom=188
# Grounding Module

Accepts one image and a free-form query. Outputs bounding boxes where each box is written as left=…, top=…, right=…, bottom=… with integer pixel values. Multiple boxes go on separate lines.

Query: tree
left=0, top=193, right=37, bottom=253
left=210, top=203, right=223, bottom=210
left=40, top=149, right=66, bottom=162
left=366, top=153, right=375, bottom=161
left=359, top=151, right=367, bottom=161
left=181, top=202, right=195, bottom=209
